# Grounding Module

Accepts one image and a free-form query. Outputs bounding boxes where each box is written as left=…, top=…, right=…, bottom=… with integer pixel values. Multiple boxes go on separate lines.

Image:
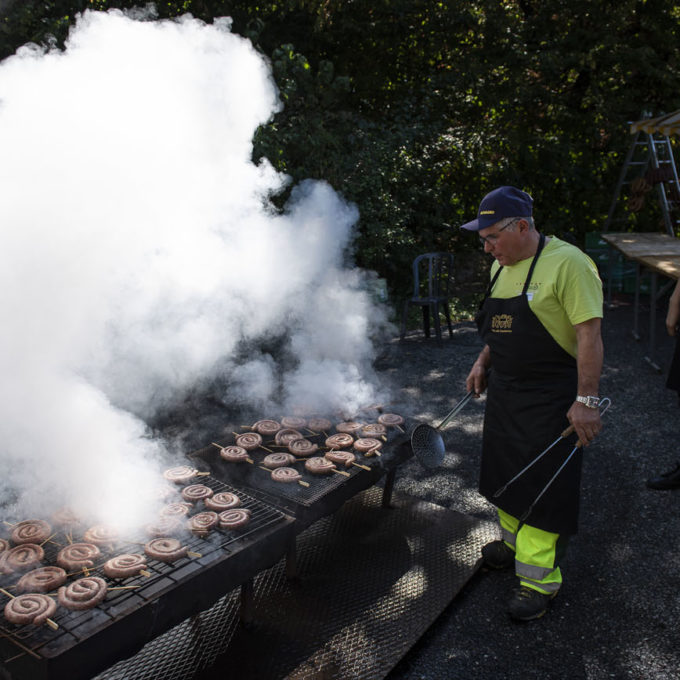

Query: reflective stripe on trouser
left=498, top=508, right=566, bottom=595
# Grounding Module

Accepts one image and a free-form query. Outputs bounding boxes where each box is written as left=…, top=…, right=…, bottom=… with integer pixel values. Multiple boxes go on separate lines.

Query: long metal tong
left=493, top=398, right=611, bottom=521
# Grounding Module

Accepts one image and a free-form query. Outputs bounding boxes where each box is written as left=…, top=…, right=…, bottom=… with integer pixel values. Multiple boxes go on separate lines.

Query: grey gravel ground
left=377, top=295, right=680, bottom=680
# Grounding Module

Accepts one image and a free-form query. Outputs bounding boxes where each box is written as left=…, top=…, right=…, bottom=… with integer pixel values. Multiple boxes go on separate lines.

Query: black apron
left=476, top=235, right=581, bottom=534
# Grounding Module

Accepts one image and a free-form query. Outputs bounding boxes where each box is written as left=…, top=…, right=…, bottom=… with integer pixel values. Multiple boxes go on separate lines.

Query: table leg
left=644, top=272, right=662, bottom=372
left=632, top=262, right=641, bottom=341
left=606, top=245, right=614, bottom=308
left=422, top=306, right=430, bottom=338
left=382, top=468, right=396, bottom=508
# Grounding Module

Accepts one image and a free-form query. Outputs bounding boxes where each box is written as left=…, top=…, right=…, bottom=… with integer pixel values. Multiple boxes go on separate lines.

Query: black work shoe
left=507, top=585, right=557, bottom=621
left=481, top=540, right=515, bottom=570
left=646, top=462, right=680, bottom=490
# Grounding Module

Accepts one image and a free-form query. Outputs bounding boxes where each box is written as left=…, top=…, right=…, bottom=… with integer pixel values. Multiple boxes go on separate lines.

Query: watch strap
left=576, top=395, right=600, bottom=409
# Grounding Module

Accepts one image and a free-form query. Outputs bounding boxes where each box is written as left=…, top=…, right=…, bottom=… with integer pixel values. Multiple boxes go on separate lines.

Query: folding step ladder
left=604, top=130, right=680, bottom=236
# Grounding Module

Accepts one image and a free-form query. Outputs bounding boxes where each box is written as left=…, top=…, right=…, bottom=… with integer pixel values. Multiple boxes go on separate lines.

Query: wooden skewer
left=0, top=629, right=42, bottom=659
left=3, top=521, right=15, bottom=527
left=395, top=424, right=405, bottom=433
left=331, top=468, right=351, bottom=477
left=0, top=588, right=59, bottom=630
left=352, top=462, right=371, bottom=471
left=140, top=569, right=151, bottom=577
left=187, top=551, right=201, bottom=558
left=40, top=533, right=59, bottom=547
left=107, top=585, right=141, bottom=591
left=363, top=448, right=382, bottom=457
left=197, top=471, right=210, bottom=477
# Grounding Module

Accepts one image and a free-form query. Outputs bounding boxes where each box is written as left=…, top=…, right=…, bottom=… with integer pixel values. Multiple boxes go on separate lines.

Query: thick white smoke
left=0, top=9, right=390, bottom=527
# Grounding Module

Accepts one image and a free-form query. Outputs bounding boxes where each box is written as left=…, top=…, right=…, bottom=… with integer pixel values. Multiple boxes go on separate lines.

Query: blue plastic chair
left=400, top=253, right=454, bottom=342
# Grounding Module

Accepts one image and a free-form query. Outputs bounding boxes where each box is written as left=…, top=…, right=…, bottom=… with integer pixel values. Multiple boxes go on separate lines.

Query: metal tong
left=494, top=397, right=611, bottom=521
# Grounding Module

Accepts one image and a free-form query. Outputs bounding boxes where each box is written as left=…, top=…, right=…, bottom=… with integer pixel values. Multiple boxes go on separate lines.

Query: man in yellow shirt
left=461, top=186, right=604, bottom=621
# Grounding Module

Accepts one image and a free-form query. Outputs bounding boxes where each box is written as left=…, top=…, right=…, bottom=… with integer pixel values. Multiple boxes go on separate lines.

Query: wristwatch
left=576, top=395, right=600, bottom=409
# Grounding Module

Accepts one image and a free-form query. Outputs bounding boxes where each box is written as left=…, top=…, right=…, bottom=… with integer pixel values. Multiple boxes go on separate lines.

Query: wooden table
left=600, top=232, right=680, bottom=370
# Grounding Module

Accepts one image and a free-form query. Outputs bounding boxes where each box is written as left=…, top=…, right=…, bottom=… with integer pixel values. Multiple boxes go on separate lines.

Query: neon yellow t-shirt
left=488, top=236, right=603, bottom=358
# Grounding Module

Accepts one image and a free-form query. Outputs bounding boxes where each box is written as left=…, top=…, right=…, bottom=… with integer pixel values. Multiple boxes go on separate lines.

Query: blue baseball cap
left=460, top=186, right=533, bottom=231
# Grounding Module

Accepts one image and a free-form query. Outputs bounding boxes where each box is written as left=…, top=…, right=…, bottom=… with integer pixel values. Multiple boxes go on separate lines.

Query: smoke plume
left=0, top=9, right=390, bottom=527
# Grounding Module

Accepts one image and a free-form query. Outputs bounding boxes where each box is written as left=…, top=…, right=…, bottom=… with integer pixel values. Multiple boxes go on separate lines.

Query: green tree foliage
left=2, top=0, right=680, bottom=300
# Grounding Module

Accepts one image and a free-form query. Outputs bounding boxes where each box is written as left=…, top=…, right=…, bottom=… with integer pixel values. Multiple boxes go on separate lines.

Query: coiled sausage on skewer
left=11, top=519, right=52, bottom=545
left=56, top=543, right=100, bottom=571
left=377, top=413, right=404, bottom=427
left=181, top=484, right=214, bottom=503
left=325, top=433, right=354, bottom=449
left=144, top=538, right=188, bottom=563
left=304, top=457, right=336, bottom=475
left=271, top=467, right=303, bottom=483
left=274, top=429, right=304, bottom=446
left=235, top=432, right=262, bottom=451
left=360, top=423, right=387, bottom=438
left=145, top=517, right=183, bottom=538
left=4, top=593, right=56, bottom=625
left=163, top=465, right=198, bottom=485
left=354, top=438, right=383, bottom=455
left=83, top=525, right=119, bottom=546
left=263, top=453, right=295, bottom=469
left=58, top=576, right=108, bottom=611
left=307, top=418, right=332, bottom=432
left=218, top=508, right=251, bottom=530
left=219, top=445, right=250, bottom=463
left=288, top=439, right=318, bottom=457
left=103, top=554, right=147, bottom=579
left=187, top=511, right=219, bottom=537
left=325, top=450, right=357, bottom=468
left=204, top=492, right=241, bottom=511
left=16, top=566, right=67, bottom=593
left=0, top=544, right=45, bottom=575
left=252, top=419, right=281, bottom=436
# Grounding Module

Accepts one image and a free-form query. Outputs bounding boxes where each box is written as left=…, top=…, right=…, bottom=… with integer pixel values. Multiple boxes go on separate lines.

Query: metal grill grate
left=0, top=475, right=294, bottom=678
left=192, top=423, right=413, bottom=511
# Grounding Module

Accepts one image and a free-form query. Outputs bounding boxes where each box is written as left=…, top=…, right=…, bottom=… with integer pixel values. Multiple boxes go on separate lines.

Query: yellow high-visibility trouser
left=497, top=508, right=567, bottom=595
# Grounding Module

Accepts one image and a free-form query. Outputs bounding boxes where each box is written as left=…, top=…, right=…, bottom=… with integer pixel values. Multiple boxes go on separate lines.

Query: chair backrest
left=411, top=252, right=454, bottom=300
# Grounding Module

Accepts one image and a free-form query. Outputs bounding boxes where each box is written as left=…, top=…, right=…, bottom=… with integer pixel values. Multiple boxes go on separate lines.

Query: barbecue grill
left=0, top=413, right=422, bottom=680
left=0, top=475, right=295, bottom=680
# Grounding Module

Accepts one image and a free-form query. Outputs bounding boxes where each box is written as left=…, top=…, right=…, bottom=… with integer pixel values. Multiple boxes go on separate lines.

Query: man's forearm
left=575, top=320, right=603, bottom=396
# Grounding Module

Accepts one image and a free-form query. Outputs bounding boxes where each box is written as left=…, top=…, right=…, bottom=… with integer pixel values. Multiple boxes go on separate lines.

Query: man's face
left=478, top=217, right=523, bottom=266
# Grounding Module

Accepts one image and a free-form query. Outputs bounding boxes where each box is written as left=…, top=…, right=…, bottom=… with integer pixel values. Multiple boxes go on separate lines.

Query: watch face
left=586, top=397, right=599, bottom=408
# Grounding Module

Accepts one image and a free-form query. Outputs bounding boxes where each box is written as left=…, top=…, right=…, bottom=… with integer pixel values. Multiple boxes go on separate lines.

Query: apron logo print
left=491, top=313, right=513, bottom=332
